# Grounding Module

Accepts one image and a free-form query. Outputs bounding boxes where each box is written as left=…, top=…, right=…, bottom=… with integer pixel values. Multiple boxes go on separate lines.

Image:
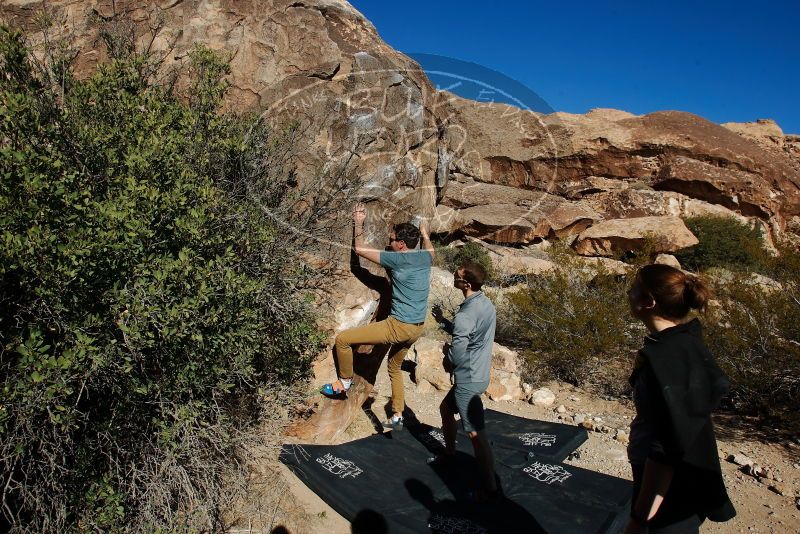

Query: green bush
left=675, top=216, right=799, bottom=422
left=701, top=241, right=799, bottom=422
left=0, top=28, right=323, bottom=531
left=501, top=268, right=644, bottom=393
left=704, top=274, right=799, bottom=423
left=434, top=241, right=495, bottom=281
left=763, top=239, right=800, bottom=284
left=676, top=215, right=768, bottom=272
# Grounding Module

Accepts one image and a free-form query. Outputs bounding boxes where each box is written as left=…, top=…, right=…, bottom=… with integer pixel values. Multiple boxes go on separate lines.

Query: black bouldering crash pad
left=479, top=409, right=590, bottom=467
left=280, top=410, right=631, bottom=533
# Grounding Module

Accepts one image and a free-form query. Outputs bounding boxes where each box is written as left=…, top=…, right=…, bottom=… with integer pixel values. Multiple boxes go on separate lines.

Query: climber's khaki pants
left=335, top=316, right=424, bottom=414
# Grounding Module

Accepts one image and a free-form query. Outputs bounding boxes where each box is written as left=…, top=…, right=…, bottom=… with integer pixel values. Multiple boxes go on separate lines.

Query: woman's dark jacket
left=630, top=318, right=736, bottom=523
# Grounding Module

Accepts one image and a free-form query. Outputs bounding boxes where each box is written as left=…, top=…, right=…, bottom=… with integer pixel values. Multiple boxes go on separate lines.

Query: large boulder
left=721, top=119, right=786, bottom=150
left=537, top=201, right=600, bottom=238
left=428, top=266, right=464, bottom=315
left=485, top=343, right=523, bottom=402
left=429, top=204, right=466, bottom=234
left=6, top=0, right=799, bottom=245
left=442, top=179, right=553, bottom=208
left=409, top=337, right=523, bottom=402
left=443, top=93, right=800, bottom=233
left=5, top=0, right=798, bottom=246
left=574, top=256, right=632, bottom=276
left=457, top=204, right=548, bottom=244
left=654, top=156, right=774, bottom=218
left=584, top=187, right=749, bottom=223
left=461, top=240, right=556, bottom=276
left=440, top=180, right=600, bottom=244
left=409, top=337, right=451, bottom=391
left=574, top=216, right=699, bottom=257
left=490, top=253, right=555, bottom=277
left=721, top=119, right=800, bottom=178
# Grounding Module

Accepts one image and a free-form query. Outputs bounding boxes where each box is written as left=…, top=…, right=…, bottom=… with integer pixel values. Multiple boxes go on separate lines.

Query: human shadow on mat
left=362, top=396, right=387, bottom=435
left=401, top=401, right=544, bottom=533
left=351, top=508, right=388, bottom=534
left=405, top=478, right=544, bottom=534
left=376, top=401, right=422, bottom=427
left=402, top=418, right=449, bottom=455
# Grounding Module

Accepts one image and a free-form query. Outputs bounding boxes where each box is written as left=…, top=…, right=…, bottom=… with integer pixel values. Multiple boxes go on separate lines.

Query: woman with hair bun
left=625, top=264, right=736, bottom=533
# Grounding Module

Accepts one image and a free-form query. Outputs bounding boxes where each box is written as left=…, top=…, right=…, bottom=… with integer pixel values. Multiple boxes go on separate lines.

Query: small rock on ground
left=529, top=387, right=556, bottom=407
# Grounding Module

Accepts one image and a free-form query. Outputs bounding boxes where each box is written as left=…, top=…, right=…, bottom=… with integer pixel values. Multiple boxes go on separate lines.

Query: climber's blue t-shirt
left=379, top=250, right=433, bottom=324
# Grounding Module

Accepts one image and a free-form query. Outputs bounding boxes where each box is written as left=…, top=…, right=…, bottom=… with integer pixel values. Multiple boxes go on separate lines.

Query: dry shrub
left=704, top=271, right=800, bottom=424
left=221, top=384, right=317, bottom=534
left=499, top=261, right=644, bottom=396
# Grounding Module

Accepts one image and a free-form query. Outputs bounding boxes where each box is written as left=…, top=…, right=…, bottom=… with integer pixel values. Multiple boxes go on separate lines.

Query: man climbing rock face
left=430, top=261, right=499, bottom=502
left=321, top=203, right=434, bottom=430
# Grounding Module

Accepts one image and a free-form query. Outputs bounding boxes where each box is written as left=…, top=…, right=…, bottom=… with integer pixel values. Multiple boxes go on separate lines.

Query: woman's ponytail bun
left=683, top=275, right=711, bottom=311
left=637, top=264, right=712, bottom=319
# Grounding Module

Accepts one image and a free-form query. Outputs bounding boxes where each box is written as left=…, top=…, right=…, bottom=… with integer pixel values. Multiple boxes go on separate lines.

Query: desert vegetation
left=703, top=266, right=799, bottom=425
left=0, top=25, right=359, bottom=532
left=433, top=239, right=496, bottom=281
left=496, top=217, right=799, bottom=427
left=676, top=215, right=770, bottom=273
left=497, top=256, right=643, bottom=396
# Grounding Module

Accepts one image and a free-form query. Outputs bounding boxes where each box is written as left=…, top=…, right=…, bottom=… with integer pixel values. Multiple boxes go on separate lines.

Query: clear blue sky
left=349, top=0, right=800, bottom=134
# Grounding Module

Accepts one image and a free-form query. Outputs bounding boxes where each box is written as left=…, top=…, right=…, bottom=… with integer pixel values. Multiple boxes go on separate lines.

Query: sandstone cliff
left=443, top=95, right=800, bottom=236
left=3, top=0, right=798, bottom=243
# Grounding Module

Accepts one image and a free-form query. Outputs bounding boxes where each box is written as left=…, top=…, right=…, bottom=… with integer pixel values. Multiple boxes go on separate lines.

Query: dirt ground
left=236, top=357, right=800, bottom=534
